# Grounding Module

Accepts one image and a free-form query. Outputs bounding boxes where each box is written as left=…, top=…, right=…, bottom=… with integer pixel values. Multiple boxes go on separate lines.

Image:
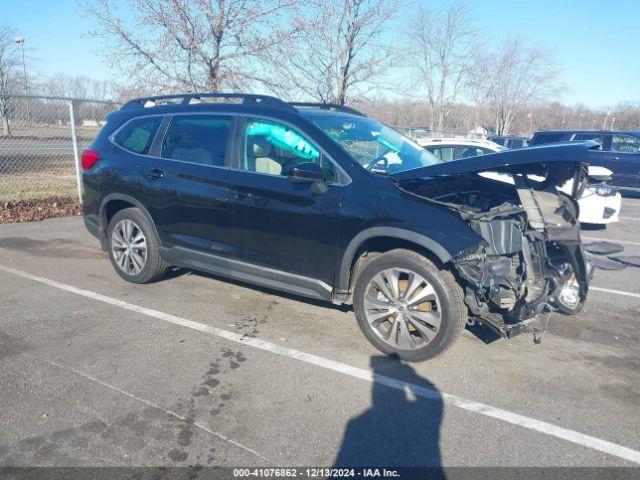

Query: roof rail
left=288, top=102, right=366, bottom=117
left=121, top=93, right=297, bottom=111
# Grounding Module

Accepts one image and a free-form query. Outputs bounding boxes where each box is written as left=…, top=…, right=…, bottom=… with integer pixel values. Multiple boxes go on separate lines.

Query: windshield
left=311, top=116, right=441, bottom=174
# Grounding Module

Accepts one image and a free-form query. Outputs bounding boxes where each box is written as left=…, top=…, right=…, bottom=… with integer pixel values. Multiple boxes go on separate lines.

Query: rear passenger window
left=427, top=146, right=455, bottom=162
left=113, top=117, right=162, bottom=154
left=162, top=116, right=232, bottom=166
left=459, top=147, right=485, bottom=159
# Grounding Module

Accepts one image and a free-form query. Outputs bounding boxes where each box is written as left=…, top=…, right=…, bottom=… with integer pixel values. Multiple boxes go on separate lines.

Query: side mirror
left=287, top=162, right=325, bottom=184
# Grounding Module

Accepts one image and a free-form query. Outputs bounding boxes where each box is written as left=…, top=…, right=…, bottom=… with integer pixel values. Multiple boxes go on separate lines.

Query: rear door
left=226, top=116, right=344, bottom=285
left=137, top=114, right=238, bottom=256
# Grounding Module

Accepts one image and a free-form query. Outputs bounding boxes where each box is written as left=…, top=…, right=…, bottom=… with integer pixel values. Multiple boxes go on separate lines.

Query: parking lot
left=0, top=199, right=639, bottom=469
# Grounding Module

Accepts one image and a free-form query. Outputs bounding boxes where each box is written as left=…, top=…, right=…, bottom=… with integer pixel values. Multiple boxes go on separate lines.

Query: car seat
left=248, top=137, right=281, bottom=175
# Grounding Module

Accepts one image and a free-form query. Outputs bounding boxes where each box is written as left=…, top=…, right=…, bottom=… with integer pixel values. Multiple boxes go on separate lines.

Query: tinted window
left=242, top=119, right=335, bottom=181
left=162, top=116, right=232, bottom=166
left=573, top=133, right=610, bottom=151
left=611, top=135, right=640, bottom=154
left=508, top=139, right=527, bottom=148
left=113, top=117, right=162, bottom=154
left=459, top=146, right=486, bottom=159
left=531, top=132, right=566, bottom=145
left=426, top=146, right=455, bottom=162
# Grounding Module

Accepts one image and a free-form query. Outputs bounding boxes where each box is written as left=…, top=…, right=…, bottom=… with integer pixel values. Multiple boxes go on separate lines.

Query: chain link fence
left=0, top=94, right=119, bottom=203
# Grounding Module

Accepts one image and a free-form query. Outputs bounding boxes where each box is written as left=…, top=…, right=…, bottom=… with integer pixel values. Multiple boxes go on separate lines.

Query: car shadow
left=580, top=223, right=607, bottom=231
left=464, top=321, right=503, bottom=344
left=332, top=356, right=444, bottom=476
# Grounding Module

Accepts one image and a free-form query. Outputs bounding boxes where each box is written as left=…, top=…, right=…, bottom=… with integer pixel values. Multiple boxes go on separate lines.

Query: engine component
left=470, top=218, right=523, bottom=255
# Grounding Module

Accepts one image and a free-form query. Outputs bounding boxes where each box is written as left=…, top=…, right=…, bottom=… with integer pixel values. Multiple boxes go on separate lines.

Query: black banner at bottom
left=1, top=467, right=639, bottom=480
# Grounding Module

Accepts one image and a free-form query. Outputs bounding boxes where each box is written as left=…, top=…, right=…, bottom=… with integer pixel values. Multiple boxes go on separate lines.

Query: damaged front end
left=392, top=143, right=596, bottom=342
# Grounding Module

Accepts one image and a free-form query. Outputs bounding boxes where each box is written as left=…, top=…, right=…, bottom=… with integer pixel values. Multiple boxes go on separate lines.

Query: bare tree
left=476, top=37, right=560, bottom=135
left=407, top=1, right=476, bottom=131
left=44, top=73, right=115, bottom=100
left=81, top=0, right=295, bottom=93
left=272, top=0, right=401, bottom=105
left=0, top=26, right=21, bottom=135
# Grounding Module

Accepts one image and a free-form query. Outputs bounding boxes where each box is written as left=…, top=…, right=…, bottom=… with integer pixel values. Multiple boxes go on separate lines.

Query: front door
left=226, top=117, right=344, bottom=285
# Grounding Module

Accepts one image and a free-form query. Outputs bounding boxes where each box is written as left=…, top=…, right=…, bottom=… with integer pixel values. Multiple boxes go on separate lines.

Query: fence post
left=68, top=100, right=83, bottom=204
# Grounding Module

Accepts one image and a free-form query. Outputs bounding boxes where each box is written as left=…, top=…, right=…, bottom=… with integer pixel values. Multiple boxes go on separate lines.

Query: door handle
left=231, top=191, right=252, bottom=200
left=148, top=168, right=166, bottom=180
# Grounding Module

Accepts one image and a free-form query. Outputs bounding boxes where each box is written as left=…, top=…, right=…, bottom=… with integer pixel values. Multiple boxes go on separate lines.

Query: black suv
left=82, top=93, right=592, bottom=361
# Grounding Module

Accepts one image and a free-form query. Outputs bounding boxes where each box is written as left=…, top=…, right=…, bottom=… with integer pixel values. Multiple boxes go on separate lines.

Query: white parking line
left=2, top=263, right=640, bottom=465
left=582, top=237, right=640, bottom=247
left=620, top=217, right=640, bottom=221
left=591, top=286, right=640, bottom=299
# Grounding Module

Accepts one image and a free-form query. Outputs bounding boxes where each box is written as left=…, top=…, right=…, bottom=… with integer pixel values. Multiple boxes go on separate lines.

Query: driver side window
left=241, top=119, right=335, bottom=181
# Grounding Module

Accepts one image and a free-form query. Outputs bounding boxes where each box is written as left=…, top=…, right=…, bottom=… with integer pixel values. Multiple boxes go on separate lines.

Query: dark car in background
left=487, top=135, right=529, bottom=149
left=81, top=93, right=592, bottom=361
left=530, top=130, right=640, bottom=189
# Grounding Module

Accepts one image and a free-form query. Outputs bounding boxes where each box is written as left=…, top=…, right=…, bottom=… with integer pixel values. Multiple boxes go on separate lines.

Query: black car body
left=530, top=130, right=640, bottom=189
left=82, top=93, right=592, bottom=361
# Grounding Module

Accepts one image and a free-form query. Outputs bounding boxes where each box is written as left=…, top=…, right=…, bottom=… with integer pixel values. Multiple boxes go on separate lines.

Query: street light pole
left=14, top=37, right=27, bottom=95
left=14, top=37, right=29, bottom=124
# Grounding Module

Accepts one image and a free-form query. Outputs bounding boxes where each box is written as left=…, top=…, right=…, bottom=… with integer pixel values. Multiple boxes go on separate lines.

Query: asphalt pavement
left=0, top=200, right=639, bottom=469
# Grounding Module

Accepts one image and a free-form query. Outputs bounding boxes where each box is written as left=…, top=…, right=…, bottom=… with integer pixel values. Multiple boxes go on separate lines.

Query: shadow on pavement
left=332, top=356, right=444, bottom=474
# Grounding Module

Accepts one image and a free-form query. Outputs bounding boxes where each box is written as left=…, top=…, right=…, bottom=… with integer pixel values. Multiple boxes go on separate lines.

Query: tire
left=106, top=207, right=168, bottom=284
left=353, top=249, right=466, bottom=362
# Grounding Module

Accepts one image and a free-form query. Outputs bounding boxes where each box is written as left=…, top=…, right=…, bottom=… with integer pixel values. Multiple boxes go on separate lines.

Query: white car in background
left=417, top=138, right=622, bottom=225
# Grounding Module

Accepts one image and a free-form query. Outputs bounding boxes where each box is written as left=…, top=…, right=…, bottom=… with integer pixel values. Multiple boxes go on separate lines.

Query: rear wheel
left=107, top=208, right=168, bottom=283
left=353, top=249, right=466, bottom=362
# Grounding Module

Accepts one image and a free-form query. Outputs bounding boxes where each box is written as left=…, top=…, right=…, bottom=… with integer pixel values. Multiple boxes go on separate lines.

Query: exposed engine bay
left=396, top=162, right=592, bottom=341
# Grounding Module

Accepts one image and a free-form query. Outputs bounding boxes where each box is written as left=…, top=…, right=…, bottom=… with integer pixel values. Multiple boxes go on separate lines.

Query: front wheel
left=353, top=249, right=467, bottom=362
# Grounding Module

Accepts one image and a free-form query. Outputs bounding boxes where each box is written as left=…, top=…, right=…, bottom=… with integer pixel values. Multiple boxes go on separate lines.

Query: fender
left=336, top=227, right=455, bottom=292
left=98, top=193, right=162, bottom=249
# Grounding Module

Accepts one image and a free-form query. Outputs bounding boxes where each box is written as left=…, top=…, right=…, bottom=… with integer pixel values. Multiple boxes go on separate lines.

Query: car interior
left=162, top=117, right=231, bottom=166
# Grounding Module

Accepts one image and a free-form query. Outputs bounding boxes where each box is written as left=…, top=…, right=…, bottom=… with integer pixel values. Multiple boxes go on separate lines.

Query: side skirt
left=160, top=246, right=333, bottom=302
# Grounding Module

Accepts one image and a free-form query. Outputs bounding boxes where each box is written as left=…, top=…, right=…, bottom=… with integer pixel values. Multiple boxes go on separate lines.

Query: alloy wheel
left=111, top=219, right=147, bottom=276
left=363, top=268, right=442, bottom=350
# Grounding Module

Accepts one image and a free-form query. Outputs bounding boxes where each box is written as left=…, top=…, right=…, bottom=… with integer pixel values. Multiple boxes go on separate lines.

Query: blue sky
left=3, top=0, right=639, bottom=108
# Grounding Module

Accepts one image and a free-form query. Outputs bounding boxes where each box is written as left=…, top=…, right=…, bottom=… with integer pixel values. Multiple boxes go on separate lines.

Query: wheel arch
left=336, top=227, right=453, bottom=294
left=99, top=193, right=161, bottom=249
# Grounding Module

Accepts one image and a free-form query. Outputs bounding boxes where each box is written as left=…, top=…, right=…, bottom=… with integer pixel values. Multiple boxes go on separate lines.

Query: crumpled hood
left=390, top=141, right=599, bottom=182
